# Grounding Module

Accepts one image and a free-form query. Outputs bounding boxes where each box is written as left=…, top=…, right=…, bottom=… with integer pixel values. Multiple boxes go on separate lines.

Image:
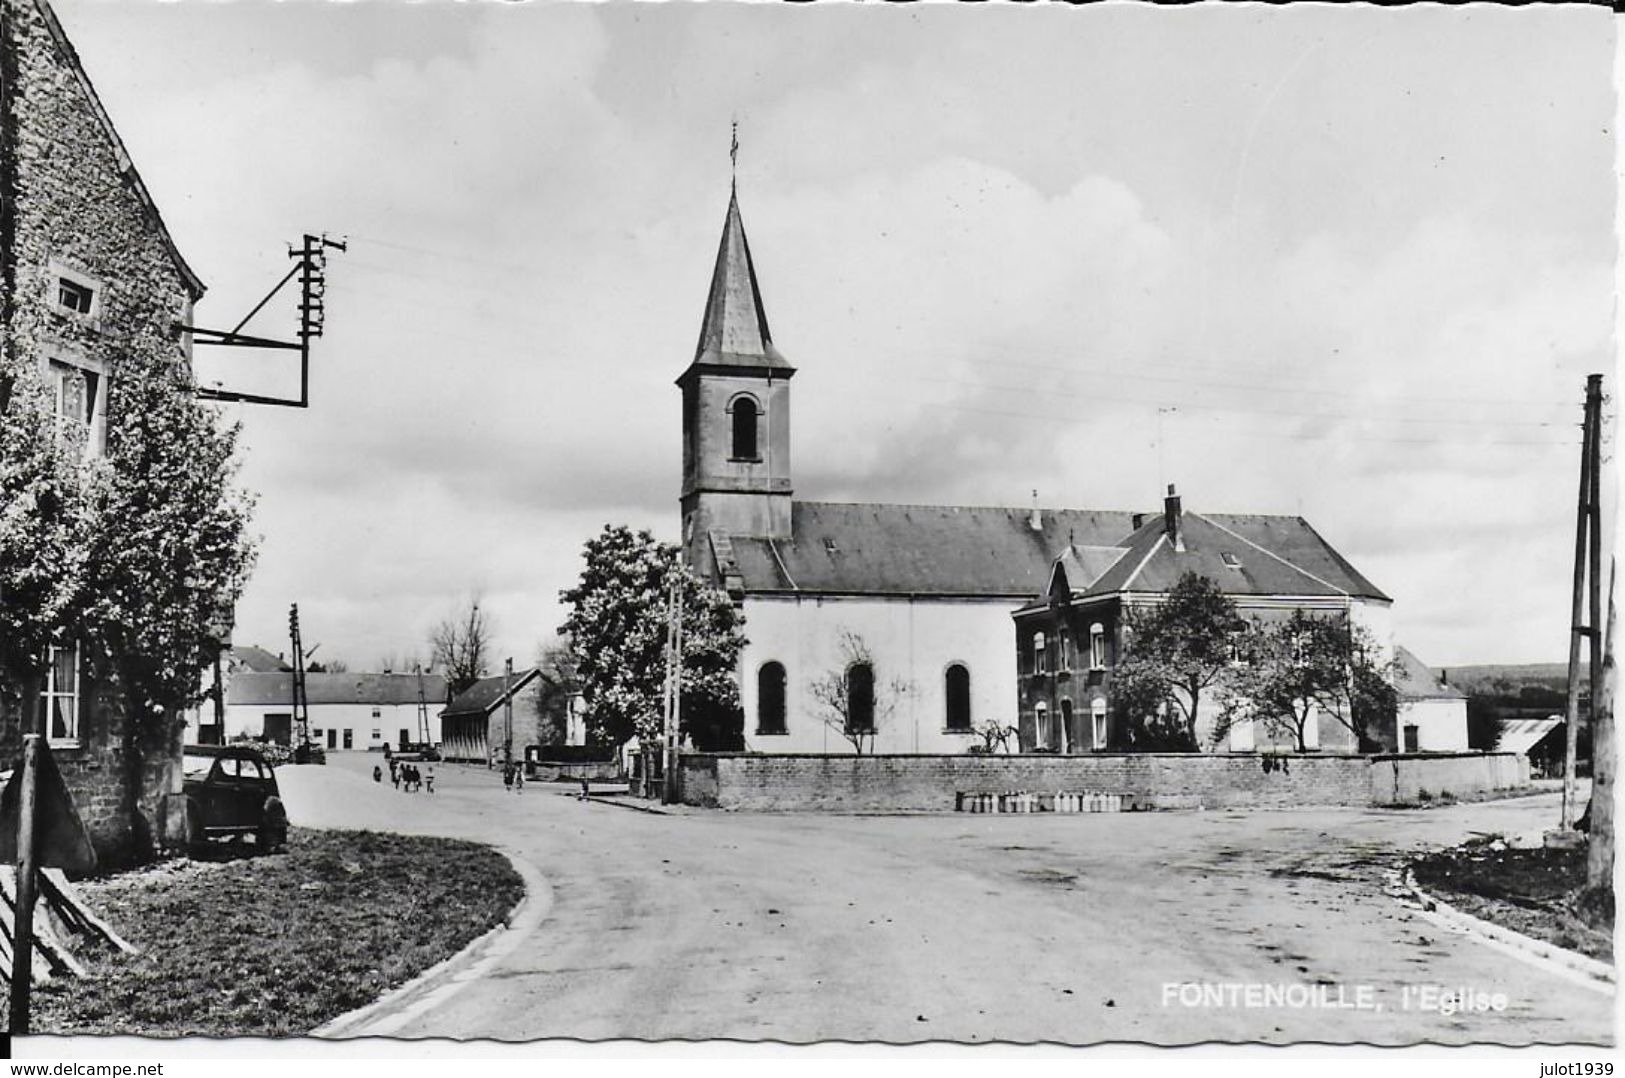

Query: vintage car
left=178, top=745, right=288, bottom=853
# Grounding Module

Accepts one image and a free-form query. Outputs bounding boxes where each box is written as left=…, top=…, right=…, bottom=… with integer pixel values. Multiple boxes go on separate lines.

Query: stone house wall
left=0, top=0, right=204, bottom=867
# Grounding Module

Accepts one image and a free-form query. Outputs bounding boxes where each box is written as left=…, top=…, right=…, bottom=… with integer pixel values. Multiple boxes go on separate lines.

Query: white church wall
left=738, top=594, right=1022, bottom=754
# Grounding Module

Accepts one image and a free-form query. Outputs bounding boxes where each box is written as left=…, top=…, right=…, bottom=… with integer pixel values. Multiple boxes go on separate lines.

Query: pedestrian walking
left=515, top=767, right=524, bottom=794
left=372, top=764, right=382, bottom=784
left=406, top=763, right=420, bottom=792
left=425, top=765, right=436, bottom=794
left=502, top=762, right=514, bottom=793
left=392, top=764, right=401, bottom=790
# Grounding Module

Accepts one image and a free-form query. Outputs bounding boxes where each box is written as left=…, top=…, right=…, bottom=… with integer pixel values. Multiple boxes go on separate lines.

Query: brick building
left=1011, top=486, right=1393, bottom=755
left=0, top=0, right=211, bottom=862
left=678, top=187, right=1394, bottom=755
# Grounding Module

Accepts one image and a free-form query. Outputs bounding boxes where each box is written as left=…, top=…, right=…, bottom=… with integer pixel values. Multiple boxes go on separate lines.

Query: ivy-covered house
left=0, top=0, right=253, bottom=865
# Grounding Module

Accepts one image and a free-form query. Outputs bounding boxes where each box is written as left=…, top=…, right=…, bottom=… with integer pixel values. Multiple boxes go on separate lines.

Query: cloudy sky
left=52, top=1, right=1615, bottom=671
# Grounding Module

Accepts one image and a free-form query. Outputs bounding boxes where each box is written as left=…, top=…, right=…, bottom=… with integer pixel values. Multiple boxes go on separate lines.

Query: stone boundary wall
left=676, top=752, right=1530, bottom=812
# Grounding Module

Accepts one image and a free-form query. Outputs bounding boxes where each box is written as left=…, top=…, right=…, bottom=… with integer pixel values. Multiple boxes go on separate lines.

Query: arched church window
left=731, top=396, right=760, bottom=461
left=944, top=663, right=971, bottom=731
left=846, top=662, right=875, bottom=733
left=757, top=662, right=787, bottom=735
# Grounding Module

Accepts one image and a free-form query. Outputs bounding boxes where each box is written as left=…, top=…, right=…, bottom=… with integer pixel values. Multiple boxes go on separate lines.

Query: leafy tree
left=807, top=629, right=911, bottom=754
left=430, top=595, right=493, bottom=697
left=1109, top=572, right=1241, bottom=751
left=2, top=349, right=256, bottom=862
left=1222, top=612, right=1396, bottom=752
left=559, top=526, right=746, bottom=752
left=0, top=369, right=100, bottom=700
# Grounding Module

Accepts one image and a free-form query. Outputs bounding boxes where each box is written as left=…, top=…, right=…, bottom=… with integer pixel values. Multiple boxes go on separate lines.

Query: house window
left=57, top=278, right=94, bottom=314
left=47, top=358, right=103, bottom=456
left=1034, top=702, right=1049, bottom=750
left=43, top=643, right=83, bottom=744
left=1033, top=632, right=1047, bottom=675
left=757, top=661, right=787, bottom=734
left=1403, top=724, right=1420, bottom=754
left=371, top=707, right=381, bottom=720
left=846, top=662, right=875, bottom=733
left=371, top=728, right=381, bottom=740
left=1056, top=627, right=1069, bottom=672
left=944, top=663, right=971, bottom=731
left=1089, top=623, right=1106, bottom=670
left=1060, top=699, right=1074, bottom=753
left=1091, top=698, right=1108, bottom=751
left=730, top=396, right=760, bottom=460
left=48, top=263, right=101, bottom=320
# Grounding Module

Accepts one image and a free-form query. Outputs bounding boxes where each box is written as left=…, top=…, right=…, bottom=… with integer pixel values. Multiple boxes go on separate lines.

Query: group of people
left=501, top=760, right=525, bottom=793
left=373, top=752, right=435, bottom=794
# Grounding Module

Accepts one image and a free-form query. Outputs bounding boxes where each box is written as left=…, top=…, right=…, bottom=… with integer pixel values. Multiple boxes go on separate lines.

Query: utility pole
left=502, top=658, right=514, bottom=771
left=8, top=735, right=41, bottom=1034
left=289, top=603, right=311, bottom=759
left=1561, top=374, right=1604, bottom=831
left=1588, top=558, right=1615, bottom=899
left=662, top=573, right=684, bottom=805
left=415, top=663, right=431, bottom=749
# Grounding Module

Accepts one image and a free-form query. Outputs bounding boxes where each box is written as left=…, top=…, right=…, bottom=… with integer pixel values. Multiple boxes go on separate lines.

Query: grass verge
left=4, top=828, right=524, bottom=1036
left=1412, top=841, right=1613, bottom=964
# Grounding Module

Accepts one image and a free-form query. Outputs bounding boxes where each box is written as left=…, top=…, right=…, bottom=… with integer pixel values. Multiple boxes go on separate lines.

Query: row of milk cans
left=959, top=791, right=1125, bottom=813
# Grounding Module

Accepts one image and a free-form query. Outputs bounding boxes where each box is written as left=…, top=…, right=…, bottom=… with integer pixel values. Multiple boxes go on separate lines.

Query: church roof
left=724, top=502, right=1140, bottom=598
left=686, top=190, right=793, bottom=375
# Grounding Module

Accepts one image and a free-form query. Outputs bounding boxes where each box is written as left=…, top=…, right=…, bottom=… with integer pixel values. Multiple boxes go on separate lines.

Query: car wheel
left=259, top=796, right=289, bottom=853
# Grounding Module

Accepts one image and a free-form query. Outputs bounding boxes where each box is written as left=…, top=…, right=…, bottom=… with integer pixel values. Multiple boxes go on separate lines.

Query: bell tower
left=677, top=188, right=795, bottom=575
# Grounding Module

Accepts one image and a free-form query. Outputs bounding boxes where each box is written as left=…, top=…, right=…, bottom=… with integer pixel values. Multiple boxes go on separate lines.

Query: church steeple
left=691, top=190, right=792, bottom=372
left=678, top=187, right=796, bottom=565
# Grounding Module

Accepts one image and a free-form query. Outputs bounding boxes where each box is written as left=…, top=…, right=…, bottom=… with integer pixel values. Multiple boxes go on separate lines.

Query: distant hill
left=1441, top=662, right=1583, bottom=699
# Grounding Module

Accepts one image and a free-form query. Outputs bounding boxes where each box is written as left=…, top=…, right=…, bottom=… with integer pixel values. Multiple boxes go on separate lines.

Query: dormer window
left=48, top=261, right=102, bottom=321
left=1221, top=552, right=1243, bottom=570
left=58, top=278, right=94, bottom=314
left=730, top=395, right=760, bottom=461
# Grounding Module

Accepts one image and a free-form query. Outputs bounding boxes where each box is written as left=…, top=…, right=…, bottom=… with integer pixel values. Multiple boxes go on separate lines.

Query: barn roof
left=441, top=668, right=542, bottom=720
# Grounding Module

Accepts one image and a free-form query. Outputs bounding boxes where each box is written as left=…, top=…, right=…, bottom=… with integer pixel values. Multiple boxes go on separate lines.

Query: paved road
left=282, top=754, right=1613, bottom=1046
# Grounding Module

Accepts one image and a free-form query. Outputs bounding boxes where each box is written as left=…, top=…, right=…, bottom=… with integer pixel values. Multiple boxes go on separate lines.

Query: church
left=677, top=187, right=1404, bottom=756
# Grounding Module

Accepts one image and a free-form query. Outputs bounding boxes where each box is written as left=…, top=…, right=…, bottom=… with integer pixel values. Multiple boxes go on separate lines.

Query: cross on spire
left=730, top=118, right=739, bottom=187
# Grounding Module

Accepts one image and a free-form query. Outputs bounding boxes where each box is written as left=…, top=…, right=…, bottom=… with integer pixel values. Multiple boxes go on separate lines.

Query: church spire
left=691, top=187, right=791, bottom=371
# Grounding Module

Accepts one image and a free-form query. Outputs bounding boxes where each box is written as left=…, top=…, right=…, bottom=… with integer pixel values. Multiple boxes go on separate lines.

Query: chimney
left=1164, top=483, right=1185, bottom=552
left=1029, top=489, right=1042, bottom=532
